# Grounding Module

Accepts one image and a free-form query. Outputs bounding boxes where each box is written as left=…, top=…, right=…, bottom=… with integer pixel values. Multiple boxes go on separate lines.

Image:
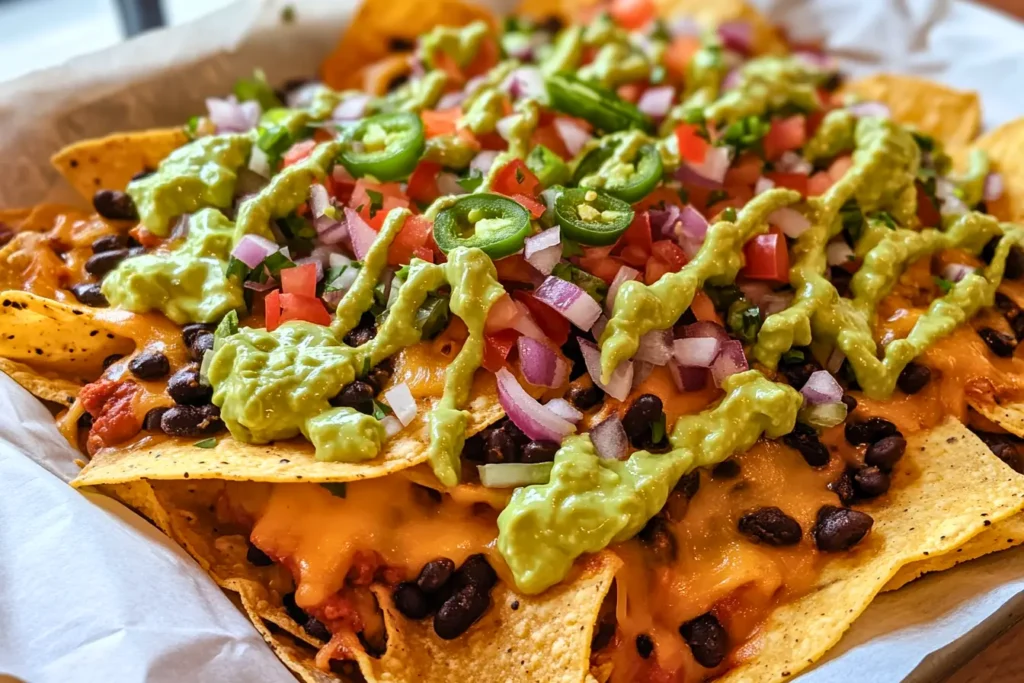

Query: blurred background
left=0, top=0, right=1021, bottom=82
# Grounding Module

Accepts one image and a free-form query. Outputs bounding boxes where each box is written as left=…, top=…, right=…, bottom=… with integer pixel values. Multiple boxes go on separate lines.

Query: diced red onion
left=668, top=16, right=700, bottom=38
left=637, top=86, right=675, bottom=120
left=294, top=257, right=324, bottom=283
left=503, top=67, right=545, bottom=101
left=677, top=146, right=733, bottom=186
left=248, top=146, right=270, bottom=177
left=380, top=415, right=404, bottom=438
left=793, top=51, right=837, bottom=71
left=591, top=315, right=608, bottom=342
left=770, top=207, right=811, bottom=239
left=677, top=205, right=710, bottom=242
left=525, top=227, right=562, bottom=276
left=755, top=176, right=775, bottom=195
left=232, top=234, right=280, bottom=268
left=206, top=96, right=261, bottom=133
left=545, top=398, right=582, bottom=423
left=318, top=221, right=349, bottom=246
left=682, top=321, right=730, bottom=343
left=738, top=280, right=772, bottom=308
left=848, top=101, right=891, bottom=119
left=534, top=276, right=603, bottom=330
left=722, top=68, right=741, bottom=91
left=590, top=415, right=628, bottom=460
left=496, top=368, right=575, bottom=442
left=776, top=151, right=812, bottom=175
left=826, top=241, right=855, bottom=266
left=243, top=277, right=278, bottom=292
left=578, top=337, right=633, bottom=401
left=675, top=164, right=723, bottom=189
left=285, top=81, right=322, bottom=109
left=496, top=115, right=518, bottom=142
left=169, top=214, right=191, bottom=241
left=554, top=118, right=592, bottom=157
left=826, top=347, right=846, bottom=374
left=345, top=207, right=378, bottom=260
left=478, top=462, right=553, bottom=488
left=984, top=173, right=1005, bottom=202
left=606, top=265, right=640, bottom=315
left=511, top=301, right=549, bottom=342
left=471, top=151, right=499, bottom=175
left=941, top=263, right=975, bottom=283
left=327, top=264, right=359, bottom=294
left=384, top=382, right=418, bottom=426
left=437, top=172, right=465, bottom=197
left=649, top=205, right=681, bottom=239
left=673, top=337, right=721, bottom=368
left=332, top=165, right=356, bottom=185
left=437, top=91, right=467, bottom=111
left=518, top=336, right=568, bottom=388
left=941, top=194, right=969, bottom=217
left=669, top=360, right=708, bottom=392
left=632, top=360, right=654, bottom=389
left=636, top=330, right=674, bottom=366
left=710, top=340, right=748, bottom=387
left=329, top=253, right=353, bottom=268
left=309, top=184, right=331, bottom=218
left=718, top=21, right=753, bottom=55
left=800, top=370, right=844, bottom=405
left=761, top=291, right=794, bottom=315
left=332, top=94, right=370, bottom=121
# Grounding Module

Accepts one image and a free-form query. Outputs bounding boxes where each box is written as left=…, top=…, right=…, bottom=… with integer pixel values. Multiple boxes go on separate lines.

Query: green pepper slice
left=527, top=144, right=571, bottom=188
left=433, top=194, right=532, bottom=259
left=573, top=142, right=663, bottom=203
left=338, top=112, right=425, bottom=181
left=552, top=187, right=634, bottom=246
left=545, top=73, right=653, bottom=134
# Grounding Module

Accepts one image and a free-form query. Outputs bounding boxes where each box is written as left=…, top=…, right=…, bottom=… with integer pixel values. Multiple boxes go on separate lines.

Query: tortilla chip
left=0, top=208, right=32, bottom=231
left=0, top=357, right=80, bottom=406
left=320, top=0, right=497, bottom=91
left=971, top=117, right=1024, bottom=222
left=654, top=0, right=787, bottom=55
left=719, top=419, right=1024, bottom=683
left=50, top=128, right=189, bottom=202
left=966, top=393, right=1024, bottom=436
left=71, top=373, right=503, bottom=487
left=0, top=290, right=135, bottom=379
left=838, top=74, right=981, bottom=146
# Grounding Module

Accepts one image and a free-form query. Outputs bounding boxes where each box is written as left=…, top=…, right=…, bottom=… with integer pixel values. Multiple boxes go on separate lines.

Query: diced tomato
left=513, top=194, right=546, bottom=219
left=465, top=37, right=500, bottom=78
left=806, top=172, right=835, bottom=196
left=495, top=252, right=540, bottom=284
left=763, top=116, right=807, bottom=160
left=763, top=171, right=809, bottom=195
left=664, top=35, right=702, bottom=80
left=690, top=290, right=720, bottom=322
left=615, top=212, right=653, bottom=267
left=644, top=257, right=670, bottom=284
left=282, top=140, right=317, bottom=168
left=485, top=294, right=522, bottom=333
left=610, top=0, right=656, bottom=30
left=412, top=245, right=435, bottom=262
left=634, top=186, right=687, bottom=212
left=456, top=127, right=480, bottom=150
left=675, top=123, right=710, bottom=165
left=916, top=182, right=942, bottom=227
left=492, top=159, right=541, bottom=197
left=478, top=131, right=509, bottom=151
left=279, top=293, right=332, bottom=326
left=280, top=262, right=318, bottom=298
left=482, top=329, right=521, bottom=372
left=617, top=83, right=644, bottom=104
left=349, top=179, right=410, bottom=229
left=805, top=110, right=826, bottom=139
left=530, top=123, right=570, bottom=160
left=827, top=154, right=854, bottom=182
left=264, top=290, right=282, bottom=331
left=388, top=215, right=433, bottom=266
left=79, top=379, right=142, bottom=454
left=513, top=291, right=570, bottom=346
left=651, top=240, right=688, bottom=272
left=407, top=161, right=442, bottom=204
left=578, top=246, right=626, bottom=284
left=724, top=153, right=764, bottom=187
left=742, top=229, right=790, bottom=282
left=433, top=52, right=465, bottom=85
left=421, top=108, right=462, bottom=138
left=128, top=226, right=163, bottom=248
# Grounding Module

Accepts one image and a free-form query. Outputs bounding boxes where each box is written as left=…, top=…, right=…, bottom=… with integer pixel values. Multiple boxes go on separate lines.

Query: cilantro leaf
left=458, top=171, right=484, bottom=193
left=372, top=399, right=393, bottom=421
left=706, top=189, right=729, bottom=208
left=366, top=189, right=384, bottom=218
left=869, top=211, right=898, bottom=230
left=184, top=115, right=202, bottom=141
left=552, top=263, right=608, bottom=304
left=234, top=69, right=284, bottom=111
left=840, top=200, right=865, bottom=244
left=226, top=257, right=250, bottom=281
left=650, top=414, right=666, bottom=444
left=194, top=437, right=218, bottom=449
left=934, top=276, right=954, bottom=293
left=720, top=207, right=738, bottom=223
left=719, top=116, right=771, bottom=154
left=561, top=239, right=584, bottom=257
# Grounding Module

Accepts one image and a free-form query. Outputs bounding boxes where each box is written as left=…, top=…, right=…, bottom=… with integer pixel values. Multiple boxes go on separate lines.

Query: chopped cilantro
left=184, top=115, right=201, bottom=141
left=366, top=189, right=384, bottom=217
left=551, top=263, right=608, bottom=304
left=324, top=262, right=361, bottom=292
left=704, top=284, right=743, bottom=312
left=226, top=257, right=250, bottom=281
left=911, top=131, right=936, bottom=154
left=194, top=437, right=218, bottom=449
left=372, top=399, right=393, bottom=421
left=727, top=299, right=762, bottom=344
left=320, top=482, right=347, bottom=498
left=719, top=116, right=771, bottom=154
left=458, top=171, right=485, bottom=193
left=706, top=189, right=729, bottom=207
left=720, top=207, right=738, bottom=223
left=869, top=211, right=898, bottom=230
left=934, top=276, right=954, bottom=293
left=234, top=69, right=283, bottom=111
left=256, top=123, right=294, bottom=167
left=650, top=414, right=666, bottom=444
left=840, top=200, right=865, bottom=244
left=262, top=251, right=295, bottom=276
left=415, top=294, right=450, bottom=340
left=781, top=349, right=806, bottom=365
left=561, top=239, right=584, bottom=257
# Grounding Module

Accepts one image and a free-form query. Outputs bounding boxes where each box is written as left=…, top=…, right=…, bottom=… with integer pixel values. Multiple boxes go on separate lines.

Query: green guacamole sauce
left=497, top=371, right=802, bottom=594
left=705, top=57, right=826, bottom=125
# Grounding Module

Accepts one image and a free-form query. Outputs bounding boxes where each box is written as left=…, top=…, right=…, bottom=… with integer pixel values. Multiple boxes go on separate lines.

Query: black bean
left=167, top=366, right=212, bottom=405
left=844, top=417, right=898, bottom=445
left=282, top=592, right=307, bottom=625
left=142, top=407, right=169, bottom=432
left=561, top=335, right=590, bottom=380
left=521, top=440, right=559, bottom=463
left=131, top=168, right=154, bottom=182
left=434, top=584, right=490, bottom=640
left=483, top=426, right=517, bottom=464
left=461, top=433, right=486, bottom=462
left=84, top=248, right=129, bottom=277
left=103, top=354, right=124, bottom=369
left=0, top=226, right=13, bottom=247
left=160, top=404, right=222, bottom=437
left=995, top=292, right=1018, bottom=316
left=853, top=466, right=890, bottom=499
left=92, top=189, right=138, bottom=221
left=638, top=515, right=677, bottom=562
left=502, top=420, right=530, bottom=448
left=181, top=323, right=214, bottom=349
left=393, top=582, right=432, bottom=619
left=783, top=423, right=830, bottom=467
left=456, top=554, right=497, bottom=592
left=331, top=380, right=375, bottom=414
left=676, top=470, right=701, bottom=499
left=566, top=383, right=604, bottom=411
left=70, top=283, right=108, bottom=307
left=679, top=613, right=729, bottom=668
left=830, top=265, right=852, bottom=297
left=897, top=362, right=931, bottom=394
left=91, top=234, right=127, bottom=253
left=828, top=470, right=856, bottom=506
left=623, top=394, right=663, bottom=446
left=865, top=435, right=906, bottom=472
left=711, top=460, right=741, bottom=479
left=344, top=314, right=377, bottom=347
left=190, top=332, right=215, bottom=362
left=738, top=507, right=803, bottom=546
left=976, top=432, right=1024, bottom=474
left=303, top=617, right=331, bottom=641
left=813, top=505, right=874, bottom=552
left=979, top=327, right=1017, bottom=357
left=778, top=363, right=814, bottom=389
left=635, top=634, right=655, bottom=659
left=364, top=363, right=392, bottom=395
left=246, top=541, right=274, bottom=566
left=417, top=558, right=455, bottom=593
left=128, top=350, right=170, bottom=380
left=77, top=411, right=94, bottom=431
left=1007, top=245, right=1024, bottom=280
left=1012, top=314, right=1024, bottom=343
left=841, top=393, right=858, bottom=414
left=591, top=608, right=617, bottom=652
left=329, top=660, right=359, bottom=677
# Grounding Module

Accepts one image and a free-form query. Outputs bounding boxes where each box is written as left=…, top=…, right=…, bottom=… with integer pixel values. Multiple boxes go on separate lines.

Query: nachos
left=4, top=0, right=1024, bottom=682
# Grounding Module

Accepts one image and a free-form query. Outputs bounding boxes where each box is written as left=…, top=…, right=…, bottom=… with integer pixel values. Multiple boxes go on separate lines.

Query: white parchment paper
left=2, top=1, right=1024, bottom=681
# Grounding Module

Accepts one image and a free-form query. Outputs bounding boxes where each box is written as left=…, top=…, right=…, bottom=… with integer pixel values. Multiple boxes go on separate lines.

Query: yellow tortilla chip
left=720, top=419, right=1024, bottom=683
left=0, top=357, right=80, bottom=406
left=321, top=0, right=497, bottom=91
left=0, top=208, right=32, bottom=231
left=967, top=393, right=1024, bottom=436
left=655, top=0, right=787, bottom=55
left=51, top=128, right=188, bottom=202
left=0, top=290, right=135, bottom=380
left=838, top=74, right=981, bottom=146
left=972, top=117, right=1024, bottom=222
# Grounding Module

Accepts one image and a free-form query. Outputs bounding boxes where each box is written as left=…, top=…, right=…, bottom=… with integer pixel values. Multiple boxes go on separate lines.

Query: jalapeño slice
left=338, top=112, right=425, bottom=181
left=544, top=73, right=653, bottom=134
left=433, top=194, right=532, bottom=259
left=574, top=142, right=664, bottom=203
left=552, top=187, right=634, bottom=246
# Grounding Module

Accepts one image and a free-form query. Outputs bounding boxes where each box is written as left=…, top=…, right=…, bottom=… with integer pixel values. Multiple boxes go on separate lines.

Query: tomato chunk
left=265, top=290, right=282, bottom=331
left=482, top=330, right=521, bottom=372
left=513, top=194, right=546, bottom=219
left=280, top=262, right=318, bottom=298
left=349, top=179, right=410, bottom=230
left=79, top=379, right=143, bottom=454
left=388, top=215, right=434, bottom=266
left=675, top=123, right=710, bottom=165
left=742, top=230, right=790, bottom=282
left=763, top=171, right=809, bottom=195
left=513, top=291, right=570, bottom=346
left=279, top=293, right=332, bottom=326
left=407, top=161, right=442, bottom=204
left=763, top=116, right=807, bottom=160
left=610, top=0, right=656, bottom=30
left=492, top=159, right=541, bottom=197
left=422, top=108, right=462, bottom=138
left=282, top=140, right=317, bottom=168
